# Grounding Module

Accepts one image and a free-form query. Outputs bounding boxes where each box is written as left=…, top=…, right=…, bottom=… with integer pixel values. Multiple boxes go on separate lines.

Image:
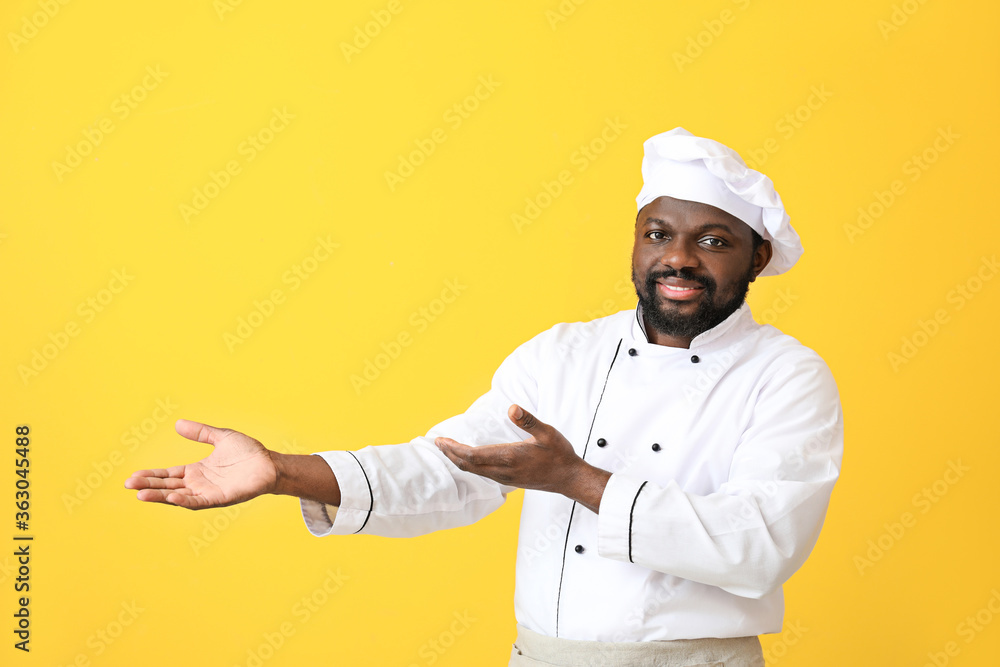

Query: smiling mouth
left=656, top=282, right=705, bottom=301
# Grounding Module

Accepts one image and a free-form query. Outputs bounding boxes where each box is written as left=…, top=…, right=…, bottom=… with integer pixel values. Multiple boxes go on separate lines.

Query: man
left=126, top=128, right=843, bottom=667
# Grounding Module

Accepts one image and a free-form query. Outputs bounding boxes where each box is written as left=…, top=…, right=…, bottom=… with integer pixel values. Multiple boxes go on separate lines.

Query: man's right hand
left=125, top=419, right=279, bottom=510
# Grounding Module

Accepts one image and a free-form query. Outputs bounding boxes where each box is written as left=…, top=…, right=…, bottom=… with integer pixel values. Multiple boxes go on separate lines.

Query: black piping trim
left=348, top=451, right=373, bottom=534
left=554, top=338, right=623, bottom=637
left=628, top=481, right=648, bottom=563
left=554, top=502, right=577, bottom=638
left=634, top=304, right=649, bottom=343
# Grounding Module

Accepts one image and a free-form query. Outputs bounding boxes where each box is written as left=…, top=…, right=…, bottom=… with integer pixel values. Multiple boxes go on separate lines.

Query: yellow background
left=2, top=0, right=998, bottom=664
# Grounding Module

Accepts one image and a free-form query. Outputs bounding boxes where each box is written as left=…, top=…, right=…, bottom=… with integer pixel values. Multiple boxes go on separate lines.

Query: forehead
left=636, top=196, right=750, bottom=235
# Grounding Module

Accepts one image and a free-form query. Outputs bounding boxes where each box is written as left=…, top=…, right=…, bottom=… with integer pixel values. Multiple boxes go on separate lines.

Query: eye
left=700, top=236, right=727, bottom=248
left=646, top=231, right=667, bottom=241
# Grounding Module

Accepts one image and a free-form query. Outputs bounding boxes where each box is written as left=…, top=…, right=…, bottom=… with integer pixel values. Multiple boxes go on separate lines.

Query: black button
left=690, top=355, right=700, bottom=363
left=651, top=443, right=662, bottom=452
left=574, top=544, right=585, bottom=554
left=628, top=348, right=637, bottom=356
left=597, top=438, right=607, bottom=447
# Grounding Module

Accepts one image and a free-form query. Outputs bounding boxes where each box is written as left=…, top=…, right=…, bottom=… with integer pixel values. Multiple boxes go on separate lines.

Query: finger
left=127, top=465, right=187, bottom=480
left=435, top=441, right=467, bottom=470
left=161, top=491, right=217, bottom=510
left=135, top=488, right=213, bottom=510
left=439, top=445, right=526, bottom=486
left=135, top=488, right=172, bottom=503
left=174, top=419, right=224, bottom=446
left=434, top=436, right=466, bottom=451
left=507, top=404, right=550, bottom=436
left=434, top=437, right=470, bottom=464
left=125, top=475, right=187, bottom=491
left=435, top=437, right=485, bottom=462
left=437, top=444, right=498, bottom=476
left=436, top=438, right=516, bottom=468
left=134, top=488, right=192, bottom=504
left=124, top=466, right=186, bottom=489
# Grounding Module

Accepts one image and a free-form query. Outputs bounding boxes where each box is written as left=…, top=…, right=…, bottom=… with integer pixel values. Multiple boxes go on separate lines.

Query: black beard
left=633, top=265, right=755, bottom=340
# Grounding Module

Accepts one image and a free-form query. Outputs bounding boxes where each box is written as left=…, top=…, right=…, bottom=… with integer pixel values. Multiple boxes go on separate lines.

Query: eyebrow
left=640, top=218, right=739, bottom=235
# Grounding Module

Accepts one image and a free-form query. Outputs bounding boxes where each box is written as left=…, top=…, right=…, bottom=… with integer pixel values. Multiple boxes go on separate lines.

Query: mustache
left=645, top=267, right=716, bottom=291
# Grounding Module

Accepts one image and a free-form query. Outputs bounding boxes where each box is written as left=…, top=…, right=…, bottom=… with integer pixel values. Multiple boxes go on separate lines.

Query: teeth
left=663, top=284, right=697, bottom=292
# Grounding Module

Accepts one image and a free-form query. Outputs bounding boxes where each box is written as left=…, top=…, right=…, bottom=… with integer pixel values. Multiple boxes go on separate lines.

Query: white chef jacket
left=301, top=302, right=843, bottom=641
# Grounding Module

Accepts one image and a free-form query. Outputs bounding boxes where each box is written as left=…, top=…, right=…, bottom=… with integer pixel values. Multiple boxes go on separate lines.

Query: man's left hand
left=435, top=405, right=611, bottom=513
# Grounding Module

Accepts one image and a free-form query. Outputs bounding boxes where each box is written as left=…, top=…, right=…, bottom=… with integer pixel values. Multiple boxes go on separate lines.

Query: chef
left=127, top=127, right=843, bottom=667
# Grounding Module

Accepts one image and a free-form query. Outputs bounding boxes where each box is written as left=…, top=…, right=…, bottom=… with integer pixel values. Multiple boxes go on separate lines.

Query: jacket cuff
left=597, top=472, right=649, bottom=563
left=300, top=451, right=374, bottom=536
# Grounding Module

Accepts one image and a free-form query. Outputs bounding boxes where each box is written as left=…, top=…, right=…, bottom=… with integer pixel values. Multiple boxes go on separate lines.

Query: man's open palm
left=125, top=419, right=278, bottom=510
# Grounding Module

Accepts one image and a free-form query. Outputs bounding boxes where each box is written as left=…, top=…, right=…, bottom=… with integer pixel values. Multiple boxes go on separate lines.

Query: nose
left=659, top=238, right=700, bottom=271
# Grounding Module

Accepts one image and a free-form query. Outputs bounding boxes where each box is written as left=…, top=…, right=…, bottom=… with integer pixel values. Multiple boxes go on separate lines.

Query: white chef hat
left=635, top=127, right=803, bottom=276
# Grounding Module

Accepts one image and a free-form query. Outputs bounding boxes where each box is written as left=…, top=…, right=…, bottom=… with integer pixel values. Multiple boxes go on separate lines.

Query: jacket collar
left=632, top=301, right=757, bottom=351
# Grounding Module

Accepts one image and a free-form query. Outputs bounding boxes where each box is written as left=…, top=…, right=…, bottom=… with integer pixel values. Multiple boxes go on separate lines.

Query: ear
left=750, top=240, right=773, bottom=281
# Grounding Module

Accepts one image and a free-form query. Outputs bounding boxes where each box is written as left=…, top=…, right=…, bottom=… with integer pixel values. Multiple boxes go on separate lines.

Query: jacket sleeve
left=300, top=337, right=540, bottom=538
left=596, top=351, right=843, bottom=599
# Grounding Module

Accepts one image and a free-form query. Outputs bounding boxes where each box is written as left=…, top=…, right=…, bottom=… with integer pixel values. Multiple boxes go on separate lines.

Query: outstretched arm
left=124, top=419, right=340, bottom=509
